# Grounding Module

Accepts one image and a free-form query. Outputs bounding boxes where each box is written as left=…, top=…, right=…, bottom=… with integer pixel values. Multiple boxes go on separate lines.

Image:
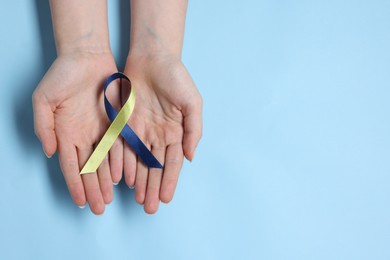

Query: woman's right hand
left=33, top=52, right=123, bottom=215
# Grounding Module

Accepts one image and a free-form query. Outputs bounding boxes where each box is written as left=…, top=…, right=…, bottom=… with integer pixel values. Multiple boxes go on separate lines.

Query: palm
left=33, top=54, right=123, bottom=214
left=127, top=72, right=184, bottom=150
left=123, top=57, right=202, bottom=214
left=51, top=66, right=109, bottom=149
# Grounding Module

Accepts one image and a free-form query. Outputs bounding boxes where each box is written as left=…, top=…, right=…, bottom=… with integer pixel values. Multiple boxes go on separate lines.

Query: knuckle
left=135, top=178, right=147, bottom=188
left=148, top=185, right=160, bottom=194
left=66, top=160, right=79, bottom=170
left=101, top=155, right=109, bottom=164
left=165, top=156, right=180, bottom=164
left=111, top=139, right=122, bottom=150
left=124, top=164, right=136, bottom=176
left=60, top=159, right=79, bottom=174
left=32, top=90, right=43, bottom=106
left=99, top=174, right=112, bottom=184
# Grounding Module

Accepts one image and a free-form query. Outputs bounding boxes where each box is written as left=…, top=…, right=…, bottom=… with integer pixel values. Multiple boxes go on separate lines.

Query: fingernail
left=78, top=204, right=86, bottom=209
left=44, top=150, right=52, bottom=159
left=190, top=150, right=196, bottom=162
left=146, top=213, right=153, bottom=216
left=128, top=185, right=135, bottom=189
left=113, top=182, right=119, bottom=186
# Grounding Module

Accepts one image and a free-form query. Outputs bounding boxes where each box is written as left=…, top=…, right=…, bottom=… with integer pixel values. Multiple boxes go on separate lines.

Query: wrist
left=126, top=52, right=183, bottom=73
left=55, top=50, right=116, bottom=73
left=56, top=46, right=113, bottom=60
left=129, top=46, right=182, bottom=62
left=128, top=0, right=187, bottom=62
left=127, top=49, right=182, bottom=66
left=56, top=40, right=112, bottom=57
left=129, top=29, right=182, bottom=62
left=50, top=0, right=111, bottom=57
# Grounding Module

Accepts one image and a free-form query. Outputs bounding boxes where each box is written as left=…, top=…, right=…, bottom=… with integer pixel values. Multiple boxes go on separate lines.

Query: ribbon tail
left=121, top=124, right=163, bottom=169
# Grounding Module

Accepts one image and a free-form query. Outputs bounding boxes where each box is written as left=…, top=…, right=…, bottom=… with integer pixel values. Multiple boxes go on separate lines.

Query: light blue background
left=1, top=0, right=389, bottom=259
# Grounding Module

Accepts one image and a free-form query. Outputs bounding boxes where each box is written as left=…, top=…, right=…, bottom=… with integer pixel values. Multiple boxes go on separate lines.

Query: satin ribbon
left=80, top=72, right=163, bottom=175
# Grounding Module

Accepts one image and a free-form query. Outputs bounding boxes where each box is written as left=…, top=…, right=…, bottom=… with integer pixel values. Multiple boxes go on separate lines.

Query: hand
left=33, top=53, right=123, bottom=215
left=123, top=54, right=202, bottom=214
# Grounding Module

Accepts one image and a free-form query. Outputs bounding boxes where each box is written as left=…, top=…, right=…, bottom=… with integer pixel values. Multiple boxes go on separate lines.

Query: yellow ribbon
left=80, top=82, right=136, bottom=175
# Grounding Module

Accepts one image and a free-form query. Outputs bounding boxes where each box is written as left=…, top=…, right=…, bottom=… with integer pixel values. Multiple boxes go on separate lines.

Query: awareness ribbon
left=80, top=72, right=163, bottom=175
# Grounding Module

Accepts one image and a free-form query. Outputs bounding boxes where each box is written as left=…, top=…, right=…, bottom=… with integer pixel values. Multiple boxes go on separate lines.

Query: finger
left=135, top=154, right=149, bottom=205
left=182, top=96, right=203, bottom=161
left=32, top=91, right=57, bottom=157
left=97, top=154, right=113, bottom=204
left=109, top=138, right=123, bottom=184
left=57, top=140, right=86, bottom=207
left=160, top=143, right=184, bottom=203
left=77, top=147, right=105, bottom=215
left=123, top=142, right=137, bottom=188
left=144, top=147, right=165, bottom=214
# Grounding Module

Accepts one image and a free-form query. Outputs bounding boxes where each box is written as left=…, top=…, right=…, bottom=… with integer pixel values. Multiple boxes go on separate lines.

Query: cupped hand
left=123, top=55, right=203, bottom=214
left=33, top=53, right=124, bottom=215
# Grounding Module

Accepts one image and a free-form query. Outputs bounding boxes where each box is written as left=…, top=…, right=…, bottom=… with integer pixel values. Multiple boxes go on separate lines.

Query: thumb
left=182, top=96, right=203, bottom=161
left=32, top=90, right=57, bottom=158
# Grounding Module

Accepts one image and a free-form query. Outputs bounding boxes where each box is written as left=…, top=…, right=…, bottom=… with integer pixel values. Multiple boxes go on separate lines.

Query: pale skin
left=33, top=0, right=202, bottom=215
